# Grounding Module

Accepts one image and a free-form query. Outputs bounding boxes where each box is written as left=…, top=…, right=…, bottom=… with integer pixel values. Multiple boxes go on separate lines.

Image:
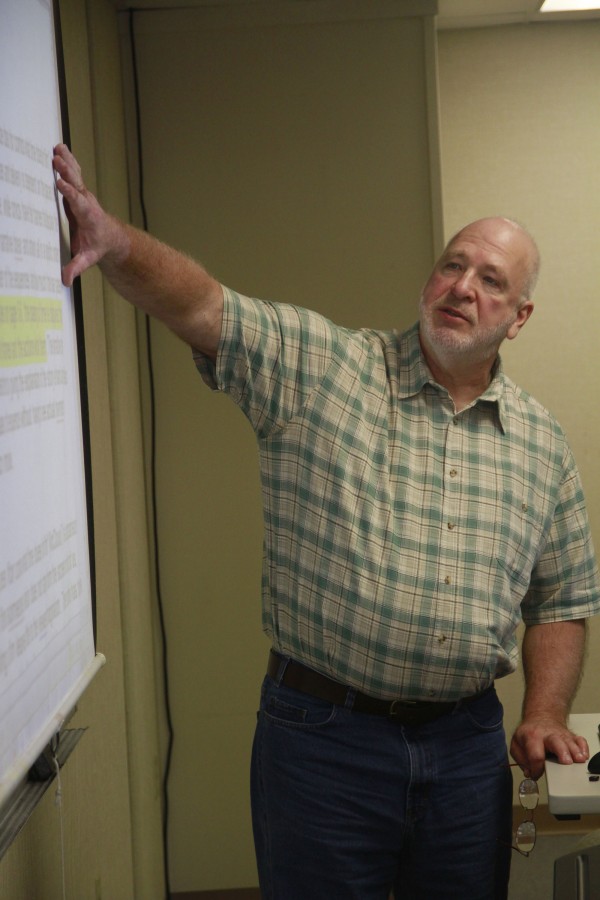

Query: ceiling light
left=540, top=0, right=600, bottom=10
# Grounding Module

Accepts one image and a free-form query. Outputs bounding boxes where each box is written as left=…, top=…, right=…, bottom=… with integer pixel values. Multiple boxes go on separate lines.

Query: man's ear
left=507, top=301, right=534, bottom=341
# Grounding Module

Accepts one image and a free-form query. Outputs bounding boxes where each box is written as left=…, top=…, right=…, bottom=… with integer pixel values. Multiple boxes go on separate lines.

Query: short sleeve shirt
left=195, top=287, right=600, bottom=701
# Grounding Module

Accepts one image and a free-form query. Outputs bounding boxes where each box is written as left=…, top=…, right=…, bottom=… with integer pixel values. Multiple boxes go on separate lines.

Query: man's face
left=419, top=219, right=534, bottom=365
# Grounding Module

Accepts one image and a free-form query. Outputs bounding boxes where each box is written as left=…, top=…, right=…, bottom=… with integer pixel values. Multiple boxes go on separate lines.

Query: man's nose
left=452, top=270, right=476, bottom=299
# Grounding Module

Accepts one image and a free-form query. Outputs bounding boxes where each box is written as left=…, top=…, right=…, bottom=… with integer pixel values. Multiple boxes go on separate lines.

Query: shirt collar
left=397, top=322, right=508, bottom=432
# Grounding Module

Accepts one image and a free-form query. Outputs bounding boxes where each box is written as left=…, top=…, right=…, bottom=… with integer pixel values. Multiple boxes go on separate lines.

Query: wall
left=119, top=3, right=440, bottom=890
left=0, top=1, right=164, bottom=898
left=438, top=20, right=600, bottom=810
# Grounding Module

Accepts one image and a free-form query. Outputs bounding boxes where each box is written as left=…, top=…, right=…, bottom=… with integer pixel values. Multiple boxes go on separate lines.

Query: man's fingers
left=544, top=732, right=588, bottom=765
left=61, top=255, right=85, bottom=288
left=55, top=174, right=85, bottom=210
left=511, top=721, right=589, bottom=780
left=52, top=144, right=114, bottom=284
left=511, top=738, right=545, bottom=780
left=53, top=154, right=86, bottom=200
left=53, top=143, right=83, bottom=184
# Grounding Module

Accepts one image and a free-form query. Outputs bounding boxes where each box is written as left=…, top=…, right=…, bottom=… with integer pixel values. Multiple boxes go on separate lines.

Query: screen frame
left=53, top=0, right=97, bottom=645
left=0, top=0, right=105, bottom=831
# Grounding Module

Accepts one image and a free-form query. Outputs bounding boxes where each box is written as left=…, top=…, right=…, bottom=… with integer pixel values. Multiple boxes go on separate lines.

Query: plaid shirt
left=195, top=287, right=600, bottom=701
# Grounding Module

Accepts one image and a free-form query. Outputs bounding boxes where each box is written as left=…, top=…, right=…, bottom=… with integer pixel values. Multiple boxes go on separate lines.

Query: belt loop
left=271, top=651, right=290, bottom=687
left=344, top=687, right=357, bottom=710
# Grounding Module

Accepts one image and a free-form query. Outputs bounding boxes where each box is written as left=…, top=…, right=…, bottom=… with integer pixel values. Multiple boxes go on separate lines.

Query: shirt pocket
left=493, top=488, right=548, bottom=590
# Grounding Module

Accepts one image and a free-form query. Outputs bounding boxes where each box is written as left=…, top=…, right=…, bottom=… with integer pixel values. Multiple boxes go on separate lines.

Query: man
left=53, top=143, right=600, bottom=899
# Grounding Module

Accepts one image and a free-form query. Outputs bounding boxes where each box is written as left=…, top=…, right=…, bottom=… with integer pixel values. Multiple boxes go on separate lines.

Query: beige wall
left=438, top=21, right=600, bottom=807
left=121, top=4, right=439, bottom=891
left=0, top=1, right=163, bottom=898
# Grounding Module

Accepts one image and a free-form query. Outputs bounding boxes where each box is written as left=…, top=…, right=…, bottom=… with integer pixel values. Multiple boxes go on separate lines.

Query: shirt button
left=444, top=575, right=451, bottom=585
left=447, top=522, right=455, bottom=530
left=449, top=468, right=457, bottom=477
left=438, top=634, right=447, bottom=643
left=522, top=502, right=528, bottom=512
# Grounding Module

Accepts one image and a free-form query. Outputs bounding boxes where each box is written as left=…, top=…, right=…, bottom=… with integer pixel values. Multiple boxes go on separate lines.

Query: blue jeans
left=251, top=661, right=513, bottom=900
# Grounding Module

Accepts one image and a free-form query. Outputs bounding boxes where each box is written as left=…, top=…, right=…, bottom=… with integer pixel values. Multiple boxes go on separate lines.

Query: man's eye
left=483, top=276, right=499, bottom=287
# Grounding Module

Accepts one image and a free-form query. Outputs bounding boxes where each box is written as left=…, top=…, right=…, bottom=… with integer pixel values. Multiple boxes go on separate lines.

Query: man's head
left=419, top=217, right=539, bottom=369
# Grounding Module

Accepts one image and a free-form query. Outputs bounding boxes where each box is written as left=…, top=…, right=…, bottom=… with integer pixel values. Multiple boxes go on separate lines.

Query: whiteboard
left=0, top=0, right=104, bottom=808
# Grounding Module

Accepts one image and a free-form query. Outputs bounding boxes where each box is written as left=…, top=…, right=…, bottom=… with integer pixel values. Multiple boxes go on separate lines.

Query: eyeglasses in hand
left=512, top=776, right=539, bottom=856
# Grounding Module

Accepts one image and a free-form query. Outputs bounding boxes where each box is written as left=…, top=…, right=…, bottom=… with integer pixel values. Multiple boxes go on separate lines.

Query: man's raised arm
left=52, top=143, right=223, bottom=360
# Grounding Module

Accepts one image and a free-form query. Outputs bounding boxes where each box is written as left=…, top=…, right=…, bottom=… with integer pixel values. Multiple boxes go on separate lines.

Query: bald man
left=53, top=145, right=600, bottom=900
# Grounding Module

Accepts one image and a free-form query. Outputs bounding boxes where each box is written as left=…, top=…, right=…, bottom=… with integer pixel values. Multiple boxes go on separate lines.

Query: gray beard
left=419, top=300, right=516, bottom=367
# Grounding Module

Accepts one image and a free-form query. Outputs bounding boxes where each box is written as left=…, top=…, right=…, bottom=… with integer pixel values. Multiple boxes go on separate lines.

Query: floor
left=509, top=832, right=581, bottom=899
left=173, top=892, right=260, bottom=899
left=509, top=828, right=600, bottom=900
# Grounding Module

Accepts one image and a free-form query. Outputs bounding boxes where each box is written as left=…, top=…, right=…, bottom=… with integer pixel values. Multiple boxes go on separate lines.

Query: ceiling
left=112, top=0, right=600, bottom=27
left=437, top=0, right=600, bottom=27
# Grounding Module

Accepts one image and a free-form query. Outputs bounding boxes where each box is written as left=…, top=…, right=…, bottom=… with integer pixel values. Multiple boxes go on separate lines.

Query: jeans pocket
left=462, top=688, right=504, bottom=733
left=262, top=679, right=338, bottom=729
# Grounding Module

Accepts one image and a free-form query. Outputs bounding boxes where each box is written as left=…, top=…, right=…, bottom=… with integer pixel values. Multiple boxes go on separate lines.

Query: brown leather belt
left=267, top=650, right=489, bottom=727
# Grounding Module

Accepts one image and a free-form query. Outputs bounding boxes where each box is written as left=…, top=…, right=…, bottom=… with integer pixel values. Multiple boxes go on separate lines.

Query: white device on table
left=546, top=713, right=600, bottom=817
